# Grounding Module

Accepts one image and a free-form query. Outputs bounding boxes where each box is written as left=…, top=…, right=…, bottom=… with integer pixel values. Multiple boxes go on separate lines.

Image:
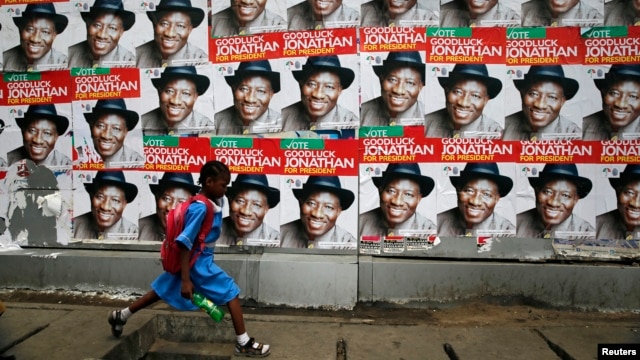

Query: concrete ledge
left=1, top=249, right=639, bottom=311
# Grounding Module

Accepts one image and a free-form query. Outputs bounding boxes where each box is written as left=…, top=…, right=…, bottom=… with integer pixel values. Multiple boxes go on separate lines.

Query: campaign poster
left=210, top=0, right=287, bottom=37
left=361, top=0, right=439, bottom=28
left=72, top=67, right=143, bottom=170
left=504, top=27, right=585, bottom=141
left=359, top=126, right=441, bottom=255
left=439, top=0, right=522, bottom=28
left=212, top=35, right=285, bottom=135
left=520, top=0, right=604, bottom=27
left=279, top=138, right=358, bottom=250
left=210, top=137, right=281, bottom=247
left=72, top=169, right=142, bottom=243
left=280, top=28, right=360, bottom=132
left=582, top=26, right=640, bottom=140
left=436, top=140, right=518, bottom=239
left=360, top=27, right=427, bottom=127
left=515, top=142, right=598, bottom=240
left=287, top=0, right=360, bottom=30
left=143, top=135, right=209, bottom=173
left=209, top=19, right=281, bottom=64
left=139, top=64, right=215, bottom=136
left=0, top=1, right=72, bottom=72
left=66, top=0, right=137, bottom=68
left=130, top=0, right=209, bottom=68
left=0, top=70, right=73, bottom=190
left=424, top=27, right=506, bottom=139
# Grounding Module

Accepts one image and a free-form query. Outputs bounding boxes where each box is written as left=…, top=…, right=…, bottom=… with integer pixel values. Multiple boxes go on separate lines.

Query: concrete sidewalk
left=1, top=301, right=639, bottom=360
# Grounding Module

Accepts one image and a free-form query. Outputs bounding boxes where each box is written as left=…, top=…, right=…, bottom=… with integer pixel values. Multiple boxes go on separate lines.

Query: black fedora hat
left=150, top=172, right=200, bottom=197
left=14, top=3, right=68, bottom=34
left=373, top=163, right=434, bottom=198
left=85, top=170, right=138, bottom=202
left=450, top=163, right=513, bottom=197
left=84, top=99, right=139, bottom=131
left=82, top=0, right=136, bottom=31
left=293, top=55, right=355, bottom=89
left=438, top=64, right=502, bottom=99
left=373, top=51, right=425, bottom=84
left=528, top=164, right=592, bottom=199
left=152, top=66, right=210, bottom=96
left=147, top=0, right=205, bottom=28
left=293, top=176, right=354, bottom=210
left=227, top=174, right=280, bottom=208
left=514, top=65, right=579, bottom=100
left=16, top=104, right=69, bottom=135
left=609, top=164, right=640, bottom=190
left=594, top=64, right=640, bottom=91
left=225, top=60, right=280, bottom=93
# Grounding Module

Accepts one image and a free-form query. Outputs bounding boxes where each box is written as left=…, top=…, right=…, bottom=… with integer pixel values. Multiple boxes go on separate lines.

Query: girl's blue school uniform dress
left=151, top=198, right=240, bottom=309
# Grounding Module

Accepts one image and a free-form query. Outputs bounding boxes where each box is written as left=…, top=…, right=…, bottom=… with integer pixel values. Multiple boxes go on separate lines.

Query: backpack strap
left=188, top=194, right=215, bottom=268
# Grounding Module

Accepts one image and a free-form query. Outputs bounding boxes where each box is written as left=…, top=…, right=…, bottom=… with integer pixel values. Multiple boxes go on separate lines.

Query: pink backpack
left=160, top=194, right=214, bottom=274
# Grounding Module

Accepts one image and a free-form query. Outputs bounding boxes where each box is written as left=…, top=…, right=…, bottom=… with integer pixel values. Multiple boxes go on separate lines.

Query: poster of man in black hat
left=359, top=163, right=438, bottom=240
left=596, top=164, right=640, bottom=241
left=280, top=175, right=358, bottom=250
left=137, top=171, right=201, bottom=241
left=360, top=51, right=426, bottom=127
left=210, top=0, right=287, bottom=37
left=2, top=2, right=70, bottom=72
left=437, top=162, right=516, bottom=238
left=280, top=54, right=360, bottom=132
left=583, top=64, right=640, bottom=140
left=73, top=99, right=145, bottom=169
left=140, top=65, right=215, bottom=136
left=73, top=170, right=141, bottom=242
left=67, top=0, right=137, bottom=68
left=214, top=60, right=283, bottom=135
left=218, top=174, right=281, bottom=247
left=503, top=65, right=584, bottom=141
left=133, top=0, right=208, bottom=68
left=515, top=163, right=596, bottom=240
left=424, top=63, right=505, bottom=139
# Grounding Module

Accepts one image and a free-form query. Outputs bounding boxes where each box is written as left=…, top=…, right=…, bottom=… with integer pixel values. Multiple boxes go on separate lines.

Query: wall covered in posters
left=0, top=0, right=638, bottom=261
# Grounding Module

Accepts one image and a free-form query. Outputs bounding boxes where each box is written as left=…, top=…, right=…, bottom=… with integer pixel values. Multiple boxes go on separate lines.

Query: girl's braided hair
left=198, top=160, right=230, bottom=185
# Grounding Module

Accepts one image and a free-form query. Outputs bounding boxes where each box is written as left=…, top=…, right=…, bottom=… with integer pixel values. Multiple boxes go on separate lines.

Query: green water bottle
left=192, top=292, right=224, bottom=322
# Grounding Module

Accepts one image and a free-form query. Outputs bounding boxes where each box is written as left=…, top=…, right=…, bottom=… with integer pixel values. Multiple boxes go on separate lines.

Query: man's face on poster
left=521, top=80, right=566, bottom=130
left=616, top=179, right=640, bottom=229
left=535, top=178, right=579, bottom=227
left=229, top=188, right=269, bottom=235
left=379, top=177, right=421, bottom=227
left=386, top=0, right=417, bottom=17
left=91, top=184, right=127, bottom=231
left=90, top=114, right=128, bottom=158
left=547, top=0, right=580, bottom=15
left=22, top=119, right=59, bottom=163
left=233, top=75, right=273, bottom=123
left=308, top=0, right=342, bottom=17
left=156, top=186, right=191, bottom=229
left=602, top=79, right=640, bottom=130
left=19, top=17, right=57, bottom=63
left=230, top=0, right=267, bottom=25
left=159, top=78, right=198, bottom=126
left=86, top=12, right=125, bottom=58
left=457, top=178, right=500, bottom=226
left=153, top=11, right=193, bottom=58
left=300, top=71, right=342, bottom=119
left=466, top=0, right=498, bottom=16
left=300, top=190, right=342, bottom=239
left=380, top=66, right=423, bottom=116
left=445, top=78, right=489, bottom=128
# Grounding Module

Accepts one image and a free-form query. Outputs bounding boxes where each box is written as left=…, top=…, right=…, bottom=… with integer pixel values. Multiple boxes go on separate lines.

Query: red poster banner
left=0, top=70, right=71, bottom=106
left=282, top=28, right=357, bottom=58
left=210, top=31, right=282, bottom=64
left=583, top=26, right=640, bottom=65
left=427, top=27, right=506, bottom=64
left=143, top=136, right=210, bottom=173
left=71, top=68, right=141, bottom=101
left=360, top=27, right=427, bottom=53
left=211, top=137, right=282, bottom=174
left=507, top=27, right=583, bottom=66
